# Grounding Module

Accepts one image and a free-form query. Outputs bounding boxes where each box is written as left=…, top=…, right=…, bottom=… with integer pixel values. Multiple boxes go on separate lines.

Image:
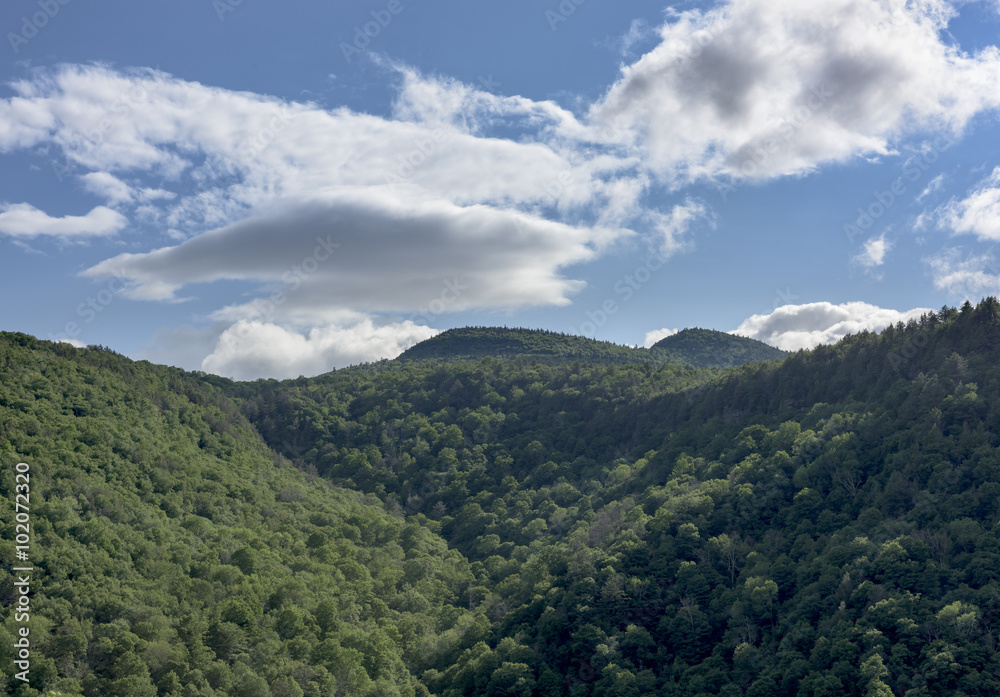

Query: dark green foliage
left=4, top=298, right=1000, bottom=695
left=650, top=327, right=788, bottom=367
left=399, top=327, right=658, bottom=365
left=399, top=326, right=788, bottom=368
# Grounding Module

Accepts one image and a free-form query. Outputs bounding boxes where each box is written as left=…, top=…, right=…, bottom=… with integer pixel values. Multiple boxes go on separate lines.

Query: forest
left=2, top=298, right=1000, bottom=696
left=398, top=327, right=787, bottom=368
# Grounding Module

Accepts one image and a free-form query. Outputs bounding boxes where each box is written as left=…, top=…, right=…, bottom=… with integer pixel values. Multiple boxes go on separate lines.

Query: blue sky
left=2, top=0, right=1000, bottom=379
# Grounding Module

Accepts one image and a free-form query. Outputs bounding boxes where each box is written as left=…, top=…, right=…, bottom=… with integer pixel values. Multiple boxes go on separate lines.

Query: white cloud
left=644, top=327, right=678, bottom=347
left=3, top=9, right=997, bottom=378
left=650, top=199, right=712, bottom=257
left=618, top=19, right=654, bottom=56
left=0, top=64, right=656, bottom=378
left=80, top=171, right=175, bottom=206
left=925, top=247, right=1000, bottom=298
left=733, top=301, right=933, bottom=351
left=200, top=319, right=439, bottom=381
left=2, top=64, right=646, bottom=304
left=0, top=64, right=643, bottom=237
left=939, top=167, right=1000, bottom=240
left=0, top=202, right=127, bottom=238
left=0, top=93, right=56, bottom=150
left=57, top=338, right=86, bottom=348
left=591, top=0, right=1000, bottom=185
left=80, top=172, right=134, bottom=206
left=917, top=173, right=946, bottom=203
left=853, top=232, right=893, bottom=273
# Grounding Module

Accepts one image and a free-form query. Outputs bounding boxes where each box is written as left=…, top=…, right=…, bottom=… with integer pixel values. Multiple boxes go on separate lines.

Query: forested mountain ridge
left=398, top=327, right=788, bottom=369
left=0, top=335, right=486, bottom=697
left=398, top=327, right=662, bottom=366
left=650, top=328, right=788, bottom=368
left=4, top=298, right=1000, bottom=696
left=241, top=299, right=1000, bottom=697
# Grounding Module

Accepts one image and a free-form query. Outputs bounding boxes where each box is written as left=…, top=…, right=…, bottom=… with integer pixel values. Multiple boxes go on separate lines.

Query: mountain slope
left=5, top=299, right=1000, bottom=696
left=651, top=327, right=788, bottom=367
left=397, top=327, right=658, bottom=365
left=0, top=335, right=485, bottom=697
left=242, top=299, right=1000, bottom=697
left=399, top=326, right=787, bottom=368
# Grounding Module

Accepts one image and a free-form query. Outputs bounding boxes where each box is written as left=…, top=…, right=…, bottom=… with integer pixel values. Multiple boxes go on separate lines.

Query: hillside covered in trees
left=399, top=327, right=787, bottom=369
left=0, top=337, right=485, bottom=697
left=4, top=299, right=1000, bottom=696
left=650, top=328, right=788, bottom=368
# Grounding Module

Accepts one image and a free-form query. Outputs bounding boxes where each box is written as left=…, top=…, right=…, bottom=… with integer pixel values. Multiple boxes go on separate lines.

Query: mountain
left=4, top=298, right=1000, bottom=697
left=397, top=327, right=660, bottom=365
left=238, top=299, right=1000, bottom=697
left=0, top=335, right=484, bottom=697
left=650, top=327, right=789, bottom=367
left=399, top=326, right=788, bottom=369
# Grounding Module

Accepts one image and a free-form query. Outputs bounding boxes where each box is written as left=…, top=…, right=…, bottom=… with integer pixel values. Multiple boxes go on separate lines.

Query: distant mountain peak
left=399, top=325, right=787, bottom=368
left=649, top=327, right=788, bottom=367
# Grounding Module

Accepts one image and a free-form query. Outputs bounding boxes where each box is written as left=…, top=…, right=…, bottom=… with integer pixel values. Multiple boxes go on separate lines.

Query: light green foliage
left=0, top=336, right=485, bottom=696
left=4, top=299, right=1000, bottom=695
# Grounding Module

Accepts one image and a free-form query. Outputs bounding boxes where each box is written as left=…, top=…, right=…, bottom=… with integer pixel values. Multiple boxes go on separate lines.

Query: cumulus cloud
left=591, top=0, right=1000, bottom=185
left=853, top=232, right=893, bottom=275
left=925, top=247, right=1000, bottom=298
left=733, top=301, right=933, bottom=351
left=0, top=63, right=652, bottom=375
left=3, top=1, right=997, bottom=377
left=939, top=167, right=1000, bottom=240
left=0, top=64, right=642, bottom=235
left=617, top=19, right=655, bottom=57
left=80, top=172, right=134, bottom=206
left=2, top=64, right=643, bottom=305
left=650, top=199, right=712, bottom=257
left=644, top=327, right=678, bottom=347
left=0, top=202, right=127, bottom=238
left=200, top=319, right=439, bottom=381
left=80, top=172, right=174, bottom=207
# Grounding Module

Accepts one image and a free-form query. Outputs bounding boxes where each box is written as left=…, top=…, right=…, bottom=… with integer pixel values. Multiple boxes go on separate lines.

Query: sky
left=2, top=0, right=1000, bottom=380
